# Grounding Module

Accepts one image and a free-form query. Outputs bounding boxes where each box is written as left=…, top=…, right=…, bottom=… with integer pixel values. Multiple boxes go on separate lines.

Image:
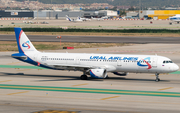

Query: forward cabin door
left=152, top=57, right=158, bottom=68
left=117, top=60, right=122, bottom=66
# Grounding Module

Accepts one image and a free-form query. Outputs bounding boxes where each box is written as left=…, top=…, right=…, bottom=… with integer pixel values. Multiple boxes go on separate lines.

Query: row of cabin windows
left=41, top=58, right=74, bottom=61
left=163, top=61, right=173, bottom=63
left=41, top=58, right=151, bottom=63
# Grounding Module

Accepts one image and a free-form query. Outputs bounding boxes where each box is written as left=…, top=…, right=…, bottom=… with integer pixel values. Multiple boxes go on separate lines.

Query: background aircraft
left=78, top=16, right=91, bottom=21
left=91, top=17, right=105, bottom=21
left=169, top=14, right=180, bottom=25
left=66, top=15, right=83, bottom=22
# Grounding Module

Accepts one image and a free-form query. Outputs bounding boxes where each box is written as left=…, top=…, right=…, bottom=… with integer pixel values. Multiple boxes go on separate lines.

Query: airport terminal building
left=1, top=9, right=179, bottom=20
left=139, top=10, right=180, bottom=19
left=0, top=10, right=118, bottom=20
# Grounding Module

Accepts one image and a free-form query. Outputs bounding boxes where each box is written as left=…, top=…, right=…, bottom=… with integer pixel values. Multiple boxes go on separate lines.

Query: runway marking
left=0, top=84, right=180, bottom=97
left=17, top=69, right=31, bottom=72
left=72, top=83, right=88, bottom=87
left=150, top=74, right=166, bottom=76
left=158, top=87, right=173, bottom=91
left=7, top=91, right=29, bottom=95
left=101, top=96, right=120, bottom=100
left=6, top=62, right=20, bottom=65
left=0, top=65, right=46, bottom=69
left=171, top=71, right=180, bottom=74
left=0, top=80, right=12, bottom=83
left=33, top=110, right=78, bottom=113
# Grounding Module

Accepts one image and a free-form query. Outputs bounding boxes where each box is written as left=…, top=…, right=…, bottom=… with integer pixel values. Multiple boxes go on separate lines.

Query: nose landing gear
left=155, top=73, right=160, bottom=82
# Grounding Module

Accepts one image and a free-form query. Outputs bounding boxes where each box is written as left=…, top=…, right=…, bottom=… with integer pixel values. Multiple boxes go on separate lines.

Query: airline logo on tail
left=22, top=41, right=31, bottom=49
left=137, top=57, right=152, bottom=69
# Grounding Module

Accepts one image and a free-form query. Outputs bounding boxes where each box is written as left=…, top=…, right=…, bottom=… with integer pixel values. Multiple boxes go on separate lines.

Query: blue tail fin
left=14, top=27, right=23, bottom=53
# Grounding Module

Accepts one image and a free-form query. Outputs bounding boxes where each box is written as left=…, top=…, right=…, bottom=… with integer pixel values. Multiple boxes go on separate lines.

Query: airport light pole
left=139, top=0, right=141, bottom=19
left=37, top=0, right=39, bottom=23
left=56, top=36, right=62, bottom=46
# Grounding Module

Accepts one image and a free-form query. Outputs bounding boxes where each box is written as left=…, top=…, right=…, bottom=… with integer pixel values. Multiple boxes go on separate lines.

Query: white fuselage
left=169, top=15, right=180, bottom=22
left=26, top=52, right=178, bottom=74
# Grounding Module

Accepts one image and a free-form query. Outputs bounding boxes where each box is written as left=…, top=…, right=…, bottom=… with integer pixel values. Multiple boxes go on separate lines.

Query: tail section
left=66, top=15, right=72, bottom=21
left=14, top=27, right=38, bottom=53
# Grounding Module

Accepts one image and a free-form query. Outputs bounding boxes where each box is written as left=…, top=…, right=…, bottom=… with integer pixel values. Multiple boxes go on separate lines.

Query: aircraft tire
left=155, top=78, right=160, bottom=82
left=80, top=75, right=88, bottom=80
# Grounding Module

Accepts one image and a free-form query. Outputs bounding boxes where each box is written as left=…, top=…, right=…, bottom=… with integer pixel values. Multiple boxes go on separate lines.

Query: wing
left=43, top=63, right=116, bottom=72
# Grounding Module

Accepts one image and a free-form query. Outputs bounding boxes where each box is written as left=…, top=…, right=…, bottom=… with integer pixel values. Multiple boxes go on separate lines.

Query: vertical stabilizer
left=14, top=27, right=38, bottom=53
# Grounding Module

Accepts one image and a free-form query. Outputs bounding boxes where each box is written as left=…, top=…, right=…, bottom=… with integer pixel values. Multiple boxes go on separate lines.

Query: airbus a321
left=169, top=14, right=180, bottom=25
left=12, top=28, right=179, bottom=82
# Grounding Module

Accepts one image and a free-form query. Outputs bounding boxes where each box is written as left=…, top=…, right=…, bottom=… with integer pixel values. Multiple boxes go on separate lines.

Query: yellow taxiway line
left=101, top=96, right=120, bottom=100
left=7, top=91, right=29, bottom=95
left=158, top=87, right=173, bottom=91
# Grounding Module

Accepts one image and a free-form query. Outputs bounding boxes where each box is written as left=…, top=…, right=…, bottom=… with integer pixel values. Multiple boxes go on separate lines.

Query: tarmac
left=1, top=35, right=180, bottom=43
left=0, top=44, right=180, bottom=113
left=1, top=19, right=180, bottom=29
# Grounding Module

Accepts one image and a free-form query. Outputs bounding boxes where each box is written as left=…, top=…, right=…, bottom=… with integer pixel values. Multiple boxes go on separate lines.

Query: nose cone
left=173, top=64, right=179, bottom=72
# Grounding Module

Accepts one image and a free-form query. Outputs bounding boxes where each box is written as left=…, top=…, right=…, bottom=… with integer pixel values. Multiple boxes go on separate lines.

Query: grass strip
left=1, top=27, right=180, bottom=33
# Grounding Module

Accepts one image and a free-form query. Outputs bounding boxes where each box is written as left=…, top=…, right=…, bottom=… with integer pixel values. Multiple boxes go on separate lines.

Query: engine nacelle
left=89, top=69, right=107, bottom=79
left=113, top=72, right=128, bottom=76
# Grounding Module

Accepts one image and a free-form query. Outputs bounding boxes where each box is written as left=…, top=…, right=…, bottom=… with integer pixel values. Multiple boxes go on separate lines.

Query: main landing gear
left=80, top=71, right=88, bottom=80
left=80, top=75, right=88, bottom=80
left=155, top=73, right=160, bottom=82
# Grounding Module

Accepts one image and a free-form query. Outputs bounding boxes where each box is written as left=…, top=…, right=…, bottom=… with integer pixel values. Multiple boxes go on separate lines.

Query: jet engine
left=89, top=69, right=107, bottom=79
left=113, top=72, right=128, bottom=76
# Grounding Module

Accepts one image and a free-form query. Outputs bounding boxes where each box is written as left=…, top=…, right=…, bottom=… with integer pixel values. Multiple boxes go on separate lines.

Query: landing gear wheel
left=155, top=78, right=160, bottom=82
left=155, top=73, right=160, bottom=82
left=105, top=75, right=109, bottom=79
left=80, top=75, right=88, bottom=80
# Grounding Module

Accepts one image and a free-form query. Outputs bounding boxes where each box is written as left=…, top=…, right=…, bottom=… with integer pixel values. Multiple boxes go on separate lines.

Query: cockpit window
left=163, top=61, right=173, bottom=63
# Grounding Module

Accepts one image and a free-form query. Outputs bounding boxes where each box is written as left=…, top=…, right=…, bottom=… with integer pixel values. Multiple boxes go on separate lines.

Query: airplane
left=78, top=16, right=91, bottom=21
left=169, top=14, right=180, bottom=25
left=66, top=15, right=83, bottom=22
left=91, top=17, right=105, bottom=21
left=12, top=27, right=179, bottom=82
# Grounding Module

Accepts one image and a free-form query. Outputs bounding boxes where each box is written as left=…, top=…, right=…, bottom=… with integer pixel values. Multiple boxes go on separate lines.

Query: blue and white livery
left=66, top=15, right=83, bottom=22
left=12, top=28, right=179, bottom=81
left=169, top=15, right=180, bottom=25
